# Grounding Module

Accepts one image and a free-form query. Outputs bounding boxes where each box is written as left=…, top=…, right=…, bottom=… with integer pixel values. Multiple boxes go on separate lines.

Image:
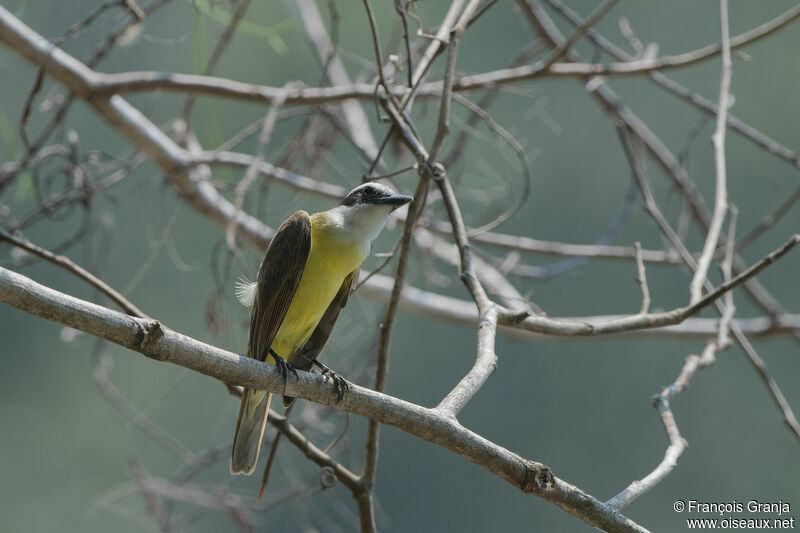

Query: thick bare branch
left=0, top=266, right=648, bottom=533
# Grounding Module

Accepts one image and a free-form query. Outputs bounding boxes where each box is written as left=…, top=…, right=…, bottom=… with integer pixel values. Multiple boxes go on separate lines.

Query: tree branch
left=689, top=0, right=732, bottom=303
left=0, top=228, right=147, bottom=318
left=87, top=0, right=800, bottom=104
left=522, top=0, right=786, bottom=321
left=0, top=265, right=648, bottom=533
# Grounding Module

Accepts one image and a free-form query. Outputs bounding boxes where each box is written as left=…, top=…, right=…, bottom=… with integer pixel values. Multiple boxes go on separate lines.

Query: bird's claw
left=313, top=360, right=349, bottom=403
left=270, top=349, right=299, bottom=395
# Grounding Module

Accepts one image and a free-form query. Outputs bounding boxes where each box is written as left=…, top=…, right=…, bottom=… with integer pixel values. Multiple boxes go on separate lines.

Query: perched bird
left=231, top=182, right=413, bottom=475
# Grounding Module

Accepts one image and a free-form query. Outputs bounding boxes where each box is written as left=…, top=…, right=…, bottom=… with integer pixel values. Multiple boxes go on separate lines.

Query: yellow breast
left=269, top=212, right=365, bottom=361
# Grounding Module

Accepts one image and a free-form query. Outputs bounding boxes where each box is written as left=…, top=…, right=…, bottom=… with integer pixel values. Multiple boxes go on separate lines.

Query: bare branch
left=266, top=410, right=362, bottom=493
left=92, top=350, right=200, bottom=464
left=609, top=208, right=735, bottom=509
left=296, top=0, right=381, bottom=161
left=718, top=206, right=738, bottom=349
left=182, top=0, right=252, bottom=123
left=361, top=3, right=484, bottom=512
left=0, top=265, right=649, bottom=533
left=437, top=304, right=498, bottom=416
left=546, top=0, right=800, bottom=174
left=457, top=3, right=800, bottom=82
left=0, top=228, right=147, bottom=318
left=226, top=88, right=288, bottom=250
left=362, top=146, right=430, bottom=496
left=607, top=352, right=706, bottom=510
left=736, top=185, right=800, bottom=252
left=431, top=223, right=682, bottom=263
left=504, top=233, right=800, bottom=336
left=690, top=0, right=732, bottom=303
left=539, top=0, right=618, bottom=68
left=531, top=0, right=784, bottom=320
left=89, top=1, right=800, bottom=104
left=3, top=5, right=763, bottom=344
left=731, top=326, right=800, bottom=443
left=634, top=242, right=650, bottom=314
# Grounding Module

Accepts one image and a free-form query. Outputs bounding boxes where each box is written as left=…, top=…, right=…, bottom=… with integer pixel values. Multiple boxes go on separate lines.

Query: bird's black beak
left=373, top=194, right=413, bottom=210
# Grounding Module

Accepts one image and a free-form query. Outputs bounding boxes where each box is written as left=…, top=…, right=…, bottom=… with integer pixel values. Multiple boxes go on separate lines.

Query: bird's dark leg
left=269, top=349, right=299, bottom=394
left=313, top=360, right=349, bottom=403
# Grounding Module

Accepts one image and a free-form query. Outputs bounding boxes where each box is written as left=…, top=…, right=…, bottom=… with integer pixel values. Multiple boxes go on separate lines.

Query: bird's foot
left=313, top=360, right=349, bottom=403
left=270, top=349, right=299, bottom=394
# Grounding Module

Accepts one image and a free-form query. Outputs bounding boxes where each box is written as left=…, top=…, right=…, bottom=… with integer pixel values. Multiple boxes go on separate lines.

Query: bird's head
left=329, top=182, right=413, bottom=247
left=339, top=182, right=413, bottom=211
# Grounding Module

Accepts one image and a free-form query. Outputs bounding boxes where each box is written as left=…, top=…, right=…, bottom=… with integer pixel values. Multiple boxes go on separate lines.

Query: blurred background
left=1, top=0, right=799, bottom=531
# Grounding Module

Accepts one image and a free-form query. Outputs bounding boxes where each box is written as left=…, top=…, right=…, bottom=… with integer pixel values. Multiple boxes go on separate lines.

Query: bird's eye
left=358, top=186, right=374, bottom=202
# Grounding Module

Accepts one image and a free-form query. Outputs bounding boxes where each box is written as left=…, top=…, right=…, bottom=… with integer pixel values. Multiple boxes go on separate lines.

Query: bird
left=230, top=182, right=413, bottom=476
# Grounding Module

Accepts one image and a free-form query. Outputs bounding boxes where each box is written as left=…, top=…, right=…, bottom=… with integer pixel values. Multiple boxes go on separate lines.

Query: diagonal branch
left=0, top=265, right=648, bottom=533
left=539, top=0, right=618, bottom=68
left=0, top=228, right=147, bottom=318
left=607, top=352, right=702, bottom=510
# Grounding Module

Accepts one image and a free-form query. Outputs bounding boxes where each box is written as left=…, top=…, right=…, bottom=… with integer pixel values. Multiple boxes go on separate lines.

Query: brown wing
left=282, top=269, right=357, bottom=407
left=247, top=211, right=311, bottom=362
left=231, top=211, right=310, bottom=474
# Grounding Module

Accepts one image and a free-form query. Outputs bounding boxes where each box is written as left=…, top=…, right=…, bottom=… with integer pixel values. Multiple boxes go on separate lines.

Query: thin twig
left=363, top=175, right=429, bottom=488
left=690, top=0, right=731, bottom=304
left=266, top=409, right=362, bottom=493
left=607, top=352, right=702, bottom=510
left=92, top=350, right=200, bottom=464
left=539, top=0, right=618, bottom=68
left=182, top=0, right=253, bottom=124
left=0, top=227, right=147, bottom=317
left=546, top=0, right=800, bottom=174
left=361, top=0, right=391, bottom=95
left=735, top=184, right=800, bottom=252
left=718, top=205, right=738, bottom=349
left=634, top=242, right=650, bottom=314
left=226, top=88, right=289, bottom=250
left=92, top=1, right=800, bottom=101
left=609, top=206, right=739, bottom=510
left=616, top=125, right=800, bottom=444
left=523, top=0, right=787, bottom=320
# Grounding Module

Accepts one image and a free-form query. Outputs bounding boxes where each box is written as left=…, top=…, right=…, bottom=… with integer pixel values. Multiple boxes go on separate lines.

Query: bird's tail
left=230, top=389, right=272, bottom=475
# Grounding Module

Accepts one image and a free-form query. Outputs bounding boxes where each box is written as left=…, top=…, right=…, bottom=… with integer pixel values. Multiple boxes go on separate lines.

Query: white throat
left=327, top=204, right=394, bottom=253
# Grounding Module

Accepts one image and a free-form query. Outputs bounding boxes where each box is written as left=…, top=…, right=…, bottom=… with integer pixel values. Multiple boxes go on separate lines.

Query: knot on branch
left=521, top=460, right=554, bottom=494
left=137, top=319, right=164, bottom=356
left=506, top=309, right=531, bottom=325
left=460, top=268, right=476, bottom=285
left=430, top=162, right=446, bottom=179
left=319, top=466, right=337, bottom=490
